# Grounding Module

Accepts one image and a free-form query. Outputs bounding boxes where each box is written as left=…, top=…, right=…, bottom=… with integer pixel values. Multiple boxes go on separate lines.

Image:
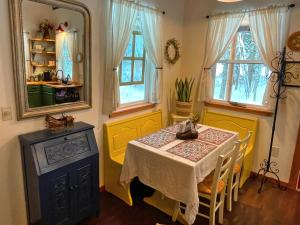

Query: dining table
left=120, top=123, right=239, bottom=224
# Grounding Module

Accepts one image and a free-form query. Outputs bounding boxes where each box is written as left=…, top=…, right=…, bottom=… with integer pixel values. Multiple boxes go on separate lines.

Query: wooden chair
left=177, top=143, right=239, bottom=225
left=202, top=109, right=258, bottom=187
left=226, top=131, right=252, bottom=212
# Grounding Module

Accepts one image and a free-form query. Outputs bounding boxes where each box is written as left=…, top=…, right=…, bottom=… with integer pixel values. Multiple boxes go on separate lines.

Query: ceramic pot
left=175, top=101, right=192, bottom=116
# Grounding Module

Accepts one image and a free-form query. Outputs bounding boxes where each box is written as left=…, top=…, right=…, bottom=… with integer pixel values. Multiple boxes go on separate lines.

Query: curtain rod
left=206, top=3, right=295, bottom=19
left=126, top=0, right=165, bottom=15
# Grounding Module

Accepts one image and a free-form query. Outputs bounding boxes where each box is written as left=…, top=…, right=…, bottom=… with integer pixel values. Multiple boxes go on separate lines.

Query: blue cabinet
left=19, top=122, right=99, bottom=225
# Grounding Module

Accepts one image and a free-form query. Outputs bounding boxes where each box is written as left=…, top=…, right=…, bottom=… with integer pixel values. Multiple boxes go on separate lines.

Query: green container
left=27, top=85, right=42, bottom=108
left=42, top=85, right=56, bottom=94
left=42, top=85, right=56, bottom=106
left=28, top=85, right=41, bottom=92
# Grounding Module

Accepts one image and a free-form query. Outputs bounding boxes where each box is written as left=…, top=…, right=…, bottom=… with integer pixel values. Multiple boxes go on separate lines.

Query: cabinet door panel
left=73, top=158, right=99, bottom=221
left=44, top=170, right=74, bottom=225
left=76, top=164, right=92, bottom=212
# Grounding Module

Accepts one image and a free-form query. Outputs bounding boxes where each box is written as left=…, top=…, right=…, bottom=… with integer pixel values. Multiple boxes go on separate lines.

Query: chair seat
left=234, top=164, right=241, bottom=174
left=198, top=175, right=225, bottom=194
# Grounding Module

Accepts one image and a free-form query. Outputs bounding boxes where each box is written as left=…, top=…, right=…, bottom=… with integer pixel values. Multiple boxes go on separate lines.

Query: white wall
left=0, top=0, right=185, bottom=224
left=182, top=0, right=300, bottom=183
left=3, top=0, right=299, bottom=224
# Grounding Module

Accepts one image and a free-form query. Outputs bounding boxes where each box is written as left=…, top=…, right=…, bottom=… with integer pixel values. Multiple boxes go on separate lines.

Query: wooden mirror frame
left=9, top=0, right=92, bottom=120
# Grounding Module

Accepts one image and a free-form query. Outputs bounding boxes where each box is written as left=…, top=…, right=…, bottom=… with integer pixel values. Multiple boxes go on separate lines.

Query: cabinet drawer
left=27, top=85, right=41, bottom=92
left=33, top=130, right=97, bottom=174
left=42, top=85, right=55, bottom=94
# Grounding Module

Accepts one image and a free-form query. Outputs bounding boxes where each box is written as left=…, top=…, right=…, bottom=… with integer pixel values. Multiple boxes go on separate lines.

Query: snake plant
left=175, top=77, right=195, bottom=102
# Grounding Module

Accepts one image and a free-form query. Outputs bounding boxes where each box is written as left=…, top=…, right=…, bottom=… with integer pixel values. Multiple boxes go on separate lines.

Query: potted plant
left=39, top=19, right=54, bottom=39
left=175, top=77, right=195, bottom=116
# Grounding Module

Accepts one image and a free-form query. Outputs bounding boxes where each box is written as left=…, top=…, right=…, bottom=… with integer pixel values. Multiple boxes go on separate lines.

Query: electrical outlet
left=1, top=107, right=12, bottom=121
left=271, top=146, right=280, bottom=158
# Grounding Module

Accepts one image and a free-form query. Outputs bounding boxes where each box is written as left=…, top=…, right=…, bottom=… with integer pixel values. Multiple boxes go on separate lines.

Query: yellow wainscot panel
left=202, top=109, right=258, bottom=187
left=103, top=111, right=162, bottom=205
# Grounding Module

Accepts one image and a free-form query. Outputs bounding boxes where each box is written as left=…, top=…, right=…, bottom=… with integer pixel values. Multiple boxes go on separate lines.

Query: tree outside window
left=212, top=27, right=269, bottom=106
left=119, top=30, right=147, bottom=105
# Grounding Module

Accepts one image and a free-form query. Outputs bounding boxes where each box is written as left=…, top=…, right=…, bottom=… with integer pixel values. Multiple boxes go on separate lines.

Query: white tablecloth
left=120, top=125, right=238, bottom=224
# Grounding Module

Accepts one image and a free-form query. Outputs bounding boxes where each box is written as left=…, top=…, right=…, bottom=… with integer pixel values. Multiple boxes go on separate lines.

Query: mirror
left=9, top=0, right=91, bottom=120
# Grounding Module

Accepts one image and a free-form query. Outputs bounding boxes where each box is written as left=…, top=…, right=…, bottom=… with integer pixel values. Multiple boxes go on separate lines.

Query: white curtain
left=103, top=0, right=139, bottom=114
left=140, top=7, right=163, bottom=103
left=56, top=32, right=76, bottom=80
left=23, top=32, right=31, bottom=79
left=249, top=6, right=291, bottom=109
left=198, top=13, right=245, bottom=101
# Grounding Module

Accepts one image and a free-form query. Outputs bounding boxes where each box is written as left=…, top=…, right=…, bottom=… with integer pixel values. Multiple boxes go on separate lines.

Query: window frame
left=119, top=31, right=146, bottom=86
left=118, top=30, right=150, bottom=107
left=212, top=26, right=268, bottom=106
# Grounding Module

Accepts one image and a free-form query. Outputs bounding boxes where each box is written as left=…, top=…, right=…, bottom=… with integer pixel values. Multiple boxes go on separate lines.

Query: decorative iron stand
left=257, top=47, right=299, bottom=193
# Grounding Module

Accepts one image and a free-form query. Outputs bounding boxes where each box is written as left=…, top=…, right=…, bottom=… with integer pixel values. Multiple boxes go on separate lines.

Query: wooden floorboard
left=81, top=178, right=300, bottom=225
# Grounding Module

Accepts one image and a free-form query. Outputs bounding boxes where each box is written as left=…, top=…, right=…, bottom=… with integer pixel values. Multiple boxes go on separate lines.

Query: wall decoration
left=287, top=31, right=300, bottom=52
left=284, top=61, right=300, bottom=87
left=164, top=38, right=180, bottom=65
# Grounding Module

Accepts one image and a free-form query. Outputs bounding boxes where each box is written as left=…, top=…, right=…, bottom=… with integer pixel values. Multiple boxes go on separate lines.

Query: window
left=212, top=27, right=269, bottom=106
left=119, top=31, right=146, bottom=105
left=61, top=39, right=73, bottom=79
left=56, top=33, right=73, bottom=80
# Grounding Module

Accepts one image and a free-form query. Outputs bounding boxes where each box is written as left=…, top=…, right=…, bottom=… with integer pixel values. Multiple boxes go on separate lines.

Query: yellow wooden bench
left=202, top=109, right=258, bottom=187
left=103, top=111, right=162, bottom=206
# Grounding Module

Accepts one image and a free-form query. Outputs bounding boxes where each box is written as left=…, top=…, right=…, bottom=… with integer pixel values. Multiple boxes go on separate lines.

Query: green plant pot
left=175, top=101, right=192, bottom=116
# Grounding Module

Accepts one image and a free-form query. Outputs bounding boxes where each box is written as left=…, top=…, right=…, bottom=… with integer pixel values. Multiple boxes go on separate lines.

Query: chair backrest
left=211, top=143, right=238, bottom=197
left=104, top=111, right=162, bottom=160
left=235, top=131, right=252, bottom=168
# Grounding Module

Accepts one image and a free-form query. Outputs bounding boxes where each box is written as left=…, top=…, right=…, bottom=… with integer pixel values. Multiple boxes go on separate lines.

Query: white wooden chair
left=175, top=143, right=238, bottom=225
left=226, top=131, right=252, bottom=212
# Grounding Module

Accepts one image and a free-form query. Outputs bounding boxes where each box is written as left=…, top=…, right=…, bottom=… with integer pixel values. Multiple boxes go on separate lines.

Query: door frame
left=289, top=122, right=300, bottom=190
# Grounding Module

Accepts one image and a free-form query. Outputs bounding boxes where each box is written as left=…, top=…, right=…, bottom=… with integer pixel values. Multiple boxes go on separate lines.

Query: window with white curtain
left=56, top=32, right=74, bottom=79
left=212, top=26, right=269, bottom=106
left=119, top=15, right=150, bottom=106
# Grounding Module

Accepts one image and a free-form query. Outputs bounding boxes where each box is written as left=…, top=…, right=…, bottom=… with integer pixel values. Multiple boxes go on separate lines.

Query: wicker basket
left=45, top=114, right=74, bottom=133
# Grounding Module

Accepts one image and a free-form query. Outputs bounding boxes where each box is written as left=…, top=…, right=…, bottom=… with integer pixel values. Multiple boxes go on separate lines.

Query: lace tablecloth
left=120, top=124, right=238, bottom=224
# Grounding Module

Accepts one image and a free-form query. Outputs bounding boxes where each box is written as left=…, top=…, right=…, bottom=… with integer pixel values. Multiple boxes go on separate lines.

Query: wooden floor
left=81, top=178, right=300, bottom=225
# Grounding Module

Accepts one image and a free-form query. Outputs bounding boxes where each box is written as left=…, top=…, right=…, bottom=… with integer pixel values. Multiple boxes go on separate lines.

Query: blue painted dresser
left=19, top=122, right=99, bottom=225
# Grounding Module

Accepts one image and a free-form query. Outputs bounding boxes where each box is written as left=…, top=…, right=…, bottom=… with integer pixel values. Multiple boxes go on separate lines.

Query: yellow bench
left=103, top=111, right=162, bottom=205
left=202, top=109, right=258, bottom=187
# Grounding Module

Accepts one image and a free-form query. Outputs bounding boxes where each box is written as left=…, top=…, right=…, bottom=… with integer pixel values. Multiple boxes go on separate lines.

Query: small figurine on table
left=176, top=120, right=198, bottom=140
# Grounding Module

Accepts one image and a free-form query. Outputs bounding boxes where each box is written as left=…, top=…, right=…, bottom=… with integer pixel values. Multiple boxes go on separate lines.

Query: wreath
left=164, top=38, right=180, bottom=65
left=287, top=31, right=300, bottom=52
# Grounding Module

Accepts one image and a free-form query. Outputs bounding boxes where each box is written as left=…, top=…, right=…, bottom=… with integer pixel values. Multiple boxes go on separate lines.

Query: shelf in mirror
left=30, top=38, right=56, bottom=42
left=30, top=63, right=56, bottom=68
left=30, top=50, right=56, bottom=54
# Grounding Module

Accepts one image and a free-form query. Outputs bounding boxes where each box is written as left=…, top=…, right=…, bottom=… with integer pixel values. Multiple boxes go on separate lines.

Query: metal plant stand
left=257, top=47, right=300, bottom=193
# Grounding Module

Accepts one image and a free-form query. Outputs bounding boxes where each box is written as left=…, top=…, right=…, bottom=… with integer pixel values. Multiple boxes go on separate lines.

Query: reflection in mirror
left=22, top=0, right=85, bottom=108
